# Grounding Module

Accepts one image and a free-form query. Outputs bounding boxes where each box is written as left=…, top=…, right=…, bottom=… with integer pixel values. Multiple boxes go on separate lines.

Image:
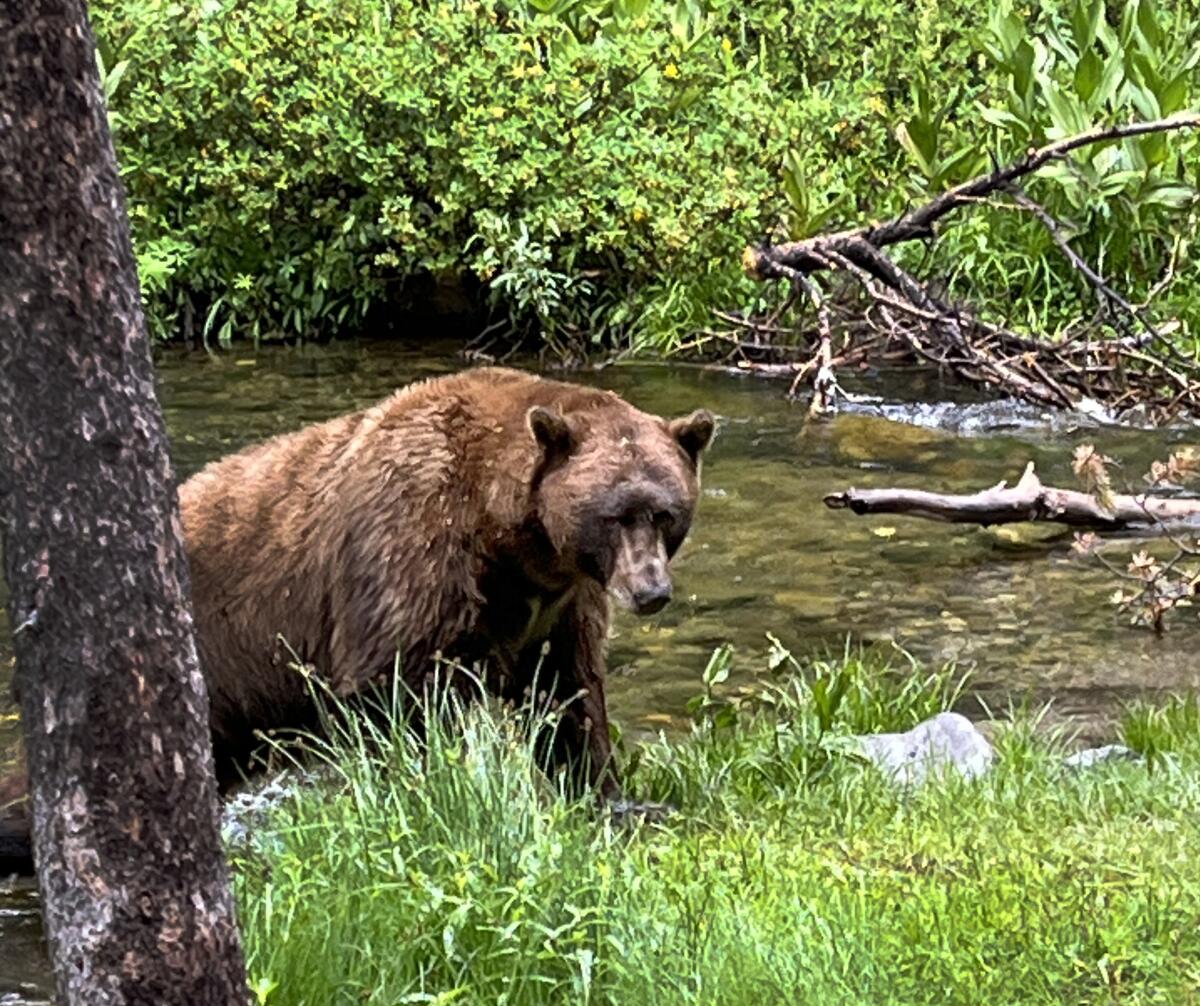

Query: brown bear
left=1, top=366, right=714, bottom=875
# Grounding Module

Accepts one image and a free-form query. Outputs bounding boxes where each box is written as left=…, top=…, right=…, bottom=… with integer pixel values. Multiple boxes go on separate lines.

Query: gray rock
left=1062, top=744, right=1143, bottom=770
left=221, top=770, right=318, bottom=853
left=856, top=712, right=994, bottom=786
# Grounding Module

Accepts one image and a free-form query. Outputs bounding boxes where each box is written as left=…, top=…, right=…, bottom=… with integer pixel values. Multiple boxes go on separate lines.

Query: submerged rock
left=1062, top=744, right=1143, bottom=770
left=856, top=712, right=994, bottom=786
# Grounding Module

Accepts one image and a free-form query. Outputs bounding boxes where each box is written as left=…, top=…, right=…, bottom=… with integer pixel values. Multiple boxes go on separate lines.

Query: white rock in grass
left=856, top=712, right=994, bottom=786
left=221, top=771, right=311, bottom=852
left=1062, top=744, right=1143, bottom=770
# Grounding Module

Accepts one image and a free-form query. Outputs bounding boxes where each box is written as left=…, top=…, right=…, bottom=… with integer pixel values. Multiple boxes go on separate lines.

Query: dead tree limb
left=825, top=462, right=1200, bottom=531
left=739, top=115, right=1200, bottom=421
left=744, top=116, right=1200, bottom=281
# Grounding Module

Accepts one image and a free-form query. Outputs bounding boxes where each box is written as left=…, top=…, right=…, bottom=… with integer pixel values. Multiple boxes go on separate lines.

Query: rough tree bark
left=0, top=3, right=248, bottom=1004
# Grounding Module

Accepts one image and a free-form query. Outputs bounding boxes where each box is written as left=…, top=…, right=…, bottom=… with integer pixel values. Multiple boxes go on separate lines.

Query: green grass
left=231, top=652, right=1200, bottom=1005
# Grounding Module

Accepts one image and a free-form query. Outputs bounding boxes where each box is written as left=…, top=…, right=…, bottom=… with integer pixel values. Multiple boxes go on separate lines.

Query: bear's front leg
left=537, top=589, right=619, bottom=800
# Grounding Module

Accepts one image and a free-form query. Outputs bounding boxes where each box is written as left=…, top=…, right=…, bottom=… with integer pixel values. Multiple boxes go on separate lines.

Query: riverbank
left=229, top=651, right=1200, bottom=1006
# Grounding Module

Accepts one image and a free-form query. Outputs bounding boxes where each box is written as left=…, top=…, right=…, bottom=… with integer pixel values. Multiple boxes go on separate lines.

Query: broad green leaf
left=1074, top=50, right=1103, bottom=102
left=907, top=114, right=940, bottom=164
left=1071, top=0, right=1103, bottom=52
left=1137, top=0, right=1162, bottom=48
left=991, top=4, right=1024, bottom=59
left=1160, top=71, right=1191, bottom=115
left=1094, top=49, right=1127, bottom=106
left=1012, top=40, right=1036, bottom=101
left=979, top=105, right=1025, bottom=130
left=1128, top=82, right=1162, bottom=119
left=1140, top=132, right=1168, bottom=167
left=1044, top=82, right=1089, bottom=135
left=895, top=122, right=935, bottom=178
left=1140, top=183, right=1198, bottom=207
left=936, top=145, right=988, bottom=186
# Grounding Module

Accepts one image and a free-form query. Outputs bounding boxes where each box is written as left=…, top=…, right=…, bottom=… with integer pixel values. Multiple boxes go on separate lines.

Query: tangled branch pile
left=741, top=115, right=1200, bottom=421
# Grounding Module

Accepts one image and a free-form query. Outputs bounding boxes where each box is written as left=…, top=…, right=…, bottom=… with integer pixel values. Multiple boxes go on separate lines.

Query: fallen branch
left=825, top=462, right=1200, bottom=531
left=738, top=115, right=1200, bottom=421
left=744, top=116, right=1200, bottom=281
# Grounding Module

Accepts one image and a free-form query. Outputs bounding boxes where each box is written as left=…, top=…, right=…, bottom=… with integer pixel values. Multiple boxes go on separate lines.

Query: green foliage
left=92, top=0, right=1198, bottom=351
left=645, top=639, right=965, bottom=811
left=1121, top=692, right=1200, bottom=764
left=233, top=649, right=1200, bottom=1004
left=899, top=0, right=1199, bottom=338
left=91, top=0, right=797, bottom=348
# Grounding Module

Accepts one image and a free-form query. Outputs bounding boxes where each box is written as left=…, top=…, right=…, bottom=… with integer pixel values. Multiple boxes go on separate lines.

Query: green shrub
left=91, top=0, right=787, bottom=348
left=92, top=0, right=1198, bottom=352
left=898, top=0, right=1200, bottom=339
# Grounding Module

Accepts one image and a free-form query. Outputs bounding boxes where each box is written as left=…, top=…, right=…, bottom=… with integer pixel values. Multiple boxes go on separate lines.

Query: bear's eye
left=618, top=512, right=637, bottom=528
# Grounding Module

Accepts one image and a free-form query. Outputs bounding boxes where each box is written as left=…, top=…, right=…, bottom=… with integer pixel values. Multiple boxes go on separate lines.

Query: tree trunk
left=0, top=3, right=248, bottom=1003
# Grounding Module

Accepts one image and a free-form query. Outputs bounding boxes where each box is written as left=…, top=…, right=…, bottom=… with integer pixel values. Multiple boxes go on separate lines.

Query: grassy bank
left=231, top=652, right=1200, bottom=1005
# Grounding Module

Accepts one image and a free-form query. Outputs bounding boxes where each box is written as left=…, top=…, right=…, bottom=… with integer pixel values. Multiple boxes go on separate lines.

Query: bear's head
left=528, top=401, right=714, bottom=615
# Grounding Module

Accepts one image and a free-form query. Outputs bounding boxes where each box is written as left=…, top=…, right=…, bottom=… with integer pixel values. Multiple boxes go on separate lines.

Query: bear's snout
left=632, top=581, right=672, bottom=615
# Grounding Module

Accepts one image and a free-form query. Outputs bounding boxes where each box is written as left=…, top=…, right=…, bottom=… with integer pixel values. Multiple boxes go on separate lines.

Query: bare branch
left=744, top=115, right=1200, bottom=280
left=825, top=462, right=1200, bottom=531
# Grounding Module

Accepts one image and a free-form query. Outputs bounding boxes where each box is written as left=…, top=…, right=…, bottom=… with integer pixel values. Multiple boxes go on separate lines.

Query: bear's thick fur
left=1, top=367, right=713, bottom=875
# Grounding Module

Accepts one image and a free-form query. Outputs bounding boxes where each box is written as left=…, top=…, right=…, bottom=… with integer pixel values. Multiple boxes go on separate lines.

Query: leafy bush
left=91, top=0, right=794, bottom=348
left=896, top=0, right=1200, bottom=337
left=92, top=0, right=1197, bottom=352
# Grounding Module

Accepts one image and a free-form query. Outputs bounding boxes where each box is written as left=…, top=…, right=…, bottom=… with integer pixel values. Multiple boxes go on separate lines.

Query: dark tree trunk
left=0, top=3, right=248, bottom=1004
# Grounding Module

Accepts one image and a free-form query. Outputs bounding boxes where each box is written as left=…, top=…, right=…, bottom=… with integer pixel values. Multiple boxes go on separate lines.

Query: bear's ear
left=669, top=409, right=715, bottom=465
left=527, top=405, right=574, bottom=461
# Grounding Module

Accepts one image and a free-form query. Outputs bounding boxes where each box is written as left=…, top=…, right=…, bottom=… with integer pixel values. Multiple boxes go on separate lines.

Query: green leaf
left=1044, top=83, right=1089, bottom=135
left=702, top=644, right=733, bottom=688
left=1011, top=40, right=1036, bottom=101
left=1071, top=0, right=1103, bottom=52
left=1159, top=70, right=1191, bottom=115
left=102, top=59, right=129, bottom=102
left=990, top=3, right=1024, bottom=59
left=979, top=105, right=1024, bottom=130
left=1140, top=132, right=1169, bottom=167
left=1140, top=182, right=1198, bottom=208
left=1074, top=50, right=1103, bottom=103
left=1128, top=82, right=1162, bottom=119
left=936, top=145, right=988, bottom=187
left=1137, top=0, right=1162, bottom=48
left=895, top=122, right=935, bottom=178
left=1093, top=47, right=1128, bottom=106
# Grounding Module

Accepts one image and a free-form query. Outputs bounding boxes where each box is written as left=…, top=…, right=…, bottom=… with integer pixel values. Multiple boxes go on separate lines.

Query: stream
left=4, top=340, right=1200, bottom=1001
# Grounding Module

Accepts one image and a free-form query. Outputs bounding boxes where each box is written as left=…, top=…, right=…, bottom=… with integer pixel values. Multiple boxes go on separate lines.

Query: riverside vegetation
left=90, top=0, right=1199, bottom=355
left=231, top=646, right=1200, bottom=1005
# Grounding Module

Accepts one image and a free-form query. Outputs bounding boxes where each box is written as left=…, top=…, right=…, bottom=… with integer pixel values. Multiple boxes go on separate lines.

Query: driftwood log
left=738, top=115, right=1200, bottom=422
left=825, top=462, right=1200, bottom=531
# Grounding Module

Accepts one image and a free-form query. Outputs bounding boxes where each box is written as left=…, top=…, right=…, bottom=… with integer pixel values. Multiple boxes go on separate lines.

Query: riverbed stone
left=856, top=712, right=994, bottom=786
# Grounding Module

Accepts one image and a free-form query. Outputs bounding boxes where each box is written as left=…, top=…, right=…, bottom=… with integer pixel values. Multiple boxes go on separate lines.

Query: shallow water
left=4, top=340, right=1200, bottom=998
